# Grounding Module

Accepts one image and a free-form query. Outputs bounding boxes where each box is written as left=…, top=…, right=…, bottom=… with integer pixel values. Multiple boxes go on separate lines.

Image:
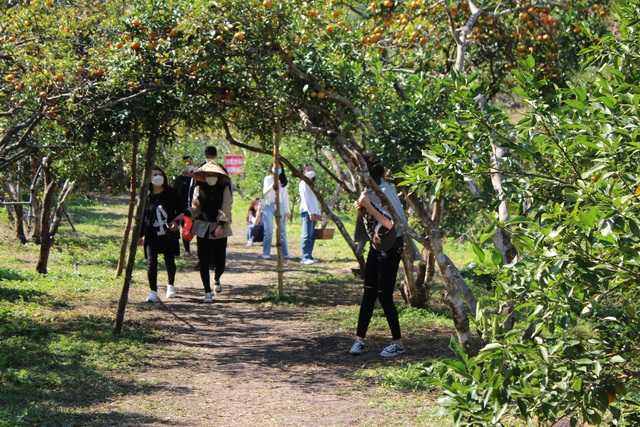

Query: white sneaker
left=380, top=343, right=406, bottom=357
left=284, top=254, right=295, bottom=259
left=146, top=291, right=159, bottom=302
left=246, top=239, right=253, bottom=247
left=300, top=258, right=315, bottom=265
left=349, top=341, right=365, bottom=355
left=312, top=258, right=319, bottom=263
left=203, top=292, right=213, bottom=303
left=261, top=254, right=271, bottom=259
left=166, top=285, right=176, bottom=298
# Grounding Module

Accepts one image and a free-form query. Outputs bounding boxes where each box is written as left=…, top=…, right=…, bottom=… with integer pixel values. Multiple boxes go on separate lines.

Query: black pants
left=356, top=244, right=403, bottom=340
left=145, top=244, right=177, bottom=292
left=196, top=235, right=227, bottom=293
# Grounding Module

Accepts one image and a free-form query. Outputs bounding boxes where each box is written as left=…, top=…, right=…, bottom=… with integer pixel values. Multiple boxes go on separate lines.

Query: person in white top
left=298, top=163, right=322, bottom=264
left=262, top=164, right=293, bottom=259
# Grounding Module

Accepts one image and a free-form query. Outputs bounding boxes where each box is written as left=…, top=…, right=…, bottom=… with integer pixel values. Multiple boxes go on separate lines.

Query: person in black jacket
left=174, top=156, right=194, bottom=255
left=138, top=166, right=184, bottom=302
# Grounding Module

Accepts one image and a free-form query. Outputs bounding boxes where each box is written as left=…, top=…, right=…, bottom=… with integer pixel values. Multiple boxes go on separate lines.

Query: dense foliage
left=2, top=0, right=638, bottom=425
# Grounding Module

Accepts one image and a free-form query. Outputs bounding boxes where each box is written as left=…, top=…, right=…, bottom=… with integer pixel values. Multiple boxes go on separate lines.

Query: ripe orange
left=130, top=41, right=141, bottom=49
left=6, top=74, right=15, bottom=81
left=132, top=18, right=140, bottom=26
left=233, top=32, right=244, bottom=41
left=55, top=73, right=63, bottom=81
left=326, top=24, right=334, bottom=32
left=317, top=91, right=326, bottom=99
left=263, top=0, right=271, bottom=7
left=383, top=0, right=393, bottom=7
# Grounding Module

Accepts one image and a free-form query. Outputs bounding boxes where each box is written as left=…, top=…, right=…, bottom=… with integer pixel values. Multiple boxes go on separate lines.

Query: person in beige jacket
left=185, top=160, right=233, bottom=302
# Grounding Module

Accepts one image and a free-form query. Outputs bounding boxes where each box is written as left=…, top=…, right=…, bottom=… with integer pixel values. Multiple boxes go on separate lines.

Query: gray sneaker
left=349, top=341, right=365, bottom=355
left=380, top=343, right=406, bottom=357
left=203, top=292, right=213, bottom=303
left=214, top=281, right=221, bottom=294
left=146, top=291, right=159, bottom=303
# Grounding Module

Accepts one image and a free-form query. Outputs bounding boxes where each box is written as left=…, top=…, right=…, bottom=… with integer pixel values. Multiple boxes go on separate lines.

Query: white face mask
left=205, top=175, right=218, bottom=186
left=186, top=165, right=194, bottom=172
left=151, top=175, right=164, bottom=186
left=304, top=170, right=316, bottom=179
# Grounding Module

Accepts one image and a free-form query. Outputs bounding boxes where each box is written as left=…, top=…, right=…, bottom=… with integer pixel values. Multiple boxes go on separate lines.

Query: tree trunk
left=1, top=180, right=28, bottom=243
left=274, top=119, right=284, bottom=298
left=114, top=125, right=159, bottom=335
left=29, top=170, right=42, bottom=245
left=49, top=180, right=76, bottom=238
left=36, top=160, right=56, bottom=274
left=116, top=136, right=139, bottom=278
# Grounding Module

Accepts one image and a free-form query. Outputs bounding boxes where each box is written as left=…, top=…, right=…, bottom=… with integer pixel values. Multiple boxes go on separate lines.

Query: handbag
left=371, top=223, right=397, bottom=252
left=182, top=216, right=194, bottom=242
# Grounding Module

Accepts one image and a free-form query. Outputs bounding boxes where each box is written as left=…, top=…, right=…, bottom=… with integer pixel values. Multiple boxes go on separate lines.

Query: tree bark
left=36, top=159, right=56, bottom=274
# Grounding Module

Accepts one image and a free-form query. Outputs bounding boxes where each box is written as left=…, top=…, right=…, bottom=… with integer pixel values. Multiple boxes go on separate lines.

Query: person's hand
left=169, top=222, right=179, bottom=232
left=214, top=224, right=224, bottom=238
left=357, top=193, right=371, bottom=209
left=309, top=214, right=316, bottom=221
left=137, top=237, right=144, bottom=246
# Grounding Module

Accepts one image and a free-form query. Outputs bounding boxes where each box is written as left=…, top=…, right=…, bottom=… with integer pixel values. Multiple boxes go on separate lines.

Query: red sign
left=224, top=155, right=243, bottom=174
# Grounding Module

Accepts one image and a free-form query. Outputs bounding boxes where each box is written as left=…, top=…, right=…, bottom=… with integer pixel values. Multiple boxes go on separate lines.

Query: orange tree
left=404, top=1, right=640, bottom=425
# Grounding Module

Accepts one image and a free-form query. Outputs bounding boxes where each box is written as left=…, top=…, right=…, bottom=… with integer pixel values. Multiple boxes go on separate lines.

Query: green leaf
left=490, top=249, right=503, bottom=266
left=564, top=99, right=586, bottom=112
left=472, top=243, right=485, bottom=263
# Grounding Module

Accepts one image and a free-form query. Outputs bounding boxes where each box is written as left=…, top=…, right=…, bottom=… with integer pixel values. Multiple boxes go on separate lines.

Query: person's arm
left=215, top=185, right=232, bottom=237
left=254, top=206, right=263, bottom=225
left=357, top=193, right=393, bottom=230
left=263, top=175, right=274, bottom=197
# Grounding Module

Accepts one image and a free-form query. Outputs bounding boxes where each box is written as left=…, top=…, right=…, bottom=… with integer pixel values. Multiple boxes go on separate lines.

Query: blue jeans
left=262, top=203, right=275, bottom=256
left=300, top=211, right=317, bottom=261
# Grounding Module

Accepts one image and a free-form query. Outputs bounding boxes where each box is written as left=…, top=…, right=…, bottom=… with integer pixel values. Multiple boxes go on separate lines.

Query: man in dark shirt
left=174, top=156, right=194, bottom=255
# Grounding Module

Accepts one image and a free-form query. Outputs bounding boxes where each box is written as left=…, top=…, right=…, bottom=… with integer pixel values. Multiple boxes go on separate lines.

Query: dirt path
left=98, top=231, right=453, bottom=426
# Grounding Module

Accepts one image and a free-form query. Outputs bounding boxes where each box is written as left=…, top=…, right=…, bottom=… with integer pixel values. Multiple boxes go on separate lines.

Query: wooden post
left=114, top=125, right=159, bottom=335
left=273, top=119, right=284, bottom=298
left=116, top=134, right=139, bottom=278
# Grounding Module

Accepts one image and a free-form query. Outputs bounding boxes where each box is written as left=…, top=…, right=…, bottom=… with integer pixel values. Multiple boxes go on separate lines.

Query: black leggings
left=145, top=244, right=177, bottom=292
left=356, top=245, right=403, bottom=340
left=197, top=236, right=228, bottom=293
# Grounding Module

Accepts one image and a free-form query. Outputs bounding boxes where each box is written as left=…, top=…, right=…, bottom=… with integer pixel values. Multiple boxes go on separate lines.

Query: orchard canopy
left=2, top=0, right=639, bottom=426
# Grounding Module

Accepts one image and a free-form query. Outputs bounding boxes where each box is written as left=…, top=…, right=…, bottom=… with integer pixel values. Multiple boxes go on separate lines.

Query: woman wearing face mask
left=261, top=164, right=294, bottom=260
left=138, top=166, right=183, bottom=302
left=185, top=160, right=233, bottom=302
left=298, top=163, right=323, bottom=265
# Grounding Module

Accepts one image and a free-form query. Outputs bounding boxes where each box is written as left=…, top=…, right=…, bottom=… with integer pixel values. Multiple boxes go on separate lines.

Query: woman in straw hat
left=185, top=160, right=233, bottom=302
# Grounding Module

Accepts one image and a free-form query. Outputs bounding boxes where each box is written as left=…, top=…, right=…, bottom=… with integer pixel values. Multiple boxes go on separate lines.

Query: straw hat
left=192, top=160, right=229, bottom=182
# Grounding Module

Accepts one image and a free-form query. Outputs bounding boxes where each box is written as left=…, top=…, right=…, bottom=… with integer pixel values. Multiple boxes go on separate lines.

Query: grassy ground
left=0, top=193, right=478, bottom=426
